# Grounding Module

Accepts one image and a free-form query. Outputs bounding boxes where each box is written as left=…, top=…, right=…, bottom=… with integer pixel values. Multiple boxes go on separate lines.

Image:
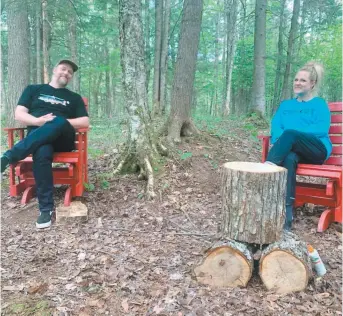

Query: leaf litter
left=1, top=129, right=341, bottom=315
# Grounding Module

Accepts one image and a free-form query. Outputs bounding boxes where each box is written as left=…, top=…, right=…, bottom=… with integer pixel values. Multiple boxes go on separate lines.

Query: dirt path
left=1, top=131, right=342, bottom=315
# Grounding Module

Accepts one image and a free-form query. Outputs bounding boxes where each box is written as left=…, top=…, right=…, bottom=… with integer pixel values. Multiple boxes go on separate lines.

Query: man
left=1, top=60, right=90, bottom=229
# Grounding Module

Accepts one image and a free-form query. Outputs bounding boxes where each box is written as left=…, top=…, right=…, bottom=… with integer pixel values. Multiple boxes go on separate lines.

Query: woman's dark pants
left=266, top=130, right=327, bottom=229
left=3, top=117, right=75, bottom=213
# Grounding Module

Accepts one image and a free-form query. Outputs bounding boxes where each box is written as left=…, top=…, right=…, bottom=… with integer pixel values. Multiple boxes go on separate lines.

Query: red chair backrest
left=326, top=102, right=342, bottom=166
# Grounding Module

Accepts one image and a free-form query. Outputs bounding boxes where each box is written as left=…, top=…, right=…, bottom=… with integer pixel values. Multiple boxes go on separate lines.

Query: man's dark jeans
left=4, top=117, right=75, bottom=213
left=267, top=129, right=327, bottom=223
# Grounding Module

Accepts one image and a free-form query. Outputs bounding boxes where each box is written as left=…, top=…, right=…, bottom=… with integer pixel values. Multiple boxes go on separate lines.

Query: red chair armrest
left=76, top=128, right=90, bottom=133
left=258, top=135, right=271, bottom=162
left=3, top=127, right=27, bottom=131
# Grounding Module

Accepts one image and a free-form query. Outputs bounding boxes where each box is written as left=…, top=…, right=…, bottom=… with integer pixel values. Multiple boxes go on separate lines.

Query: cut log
left=220, top=161, right=287, bottom=244
left=56, top=201, right=88, bottom=224
left=259, top=231, right=312, bottom=294
left=194, top=239, right=253, bottom=287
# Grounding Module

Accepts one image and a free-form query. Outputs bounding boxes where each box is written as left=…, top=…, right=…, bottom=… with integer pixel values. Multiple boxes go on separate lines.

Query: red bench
left=4, top=97, right=89, bottom=207
left=259, top=102, right=342, bottom=232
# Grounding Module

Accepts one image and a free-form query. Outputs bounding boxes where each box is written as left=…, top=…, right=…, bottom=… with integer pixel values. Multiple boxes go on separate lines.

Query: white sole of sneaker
left=36, top=221, right=52, bottom=229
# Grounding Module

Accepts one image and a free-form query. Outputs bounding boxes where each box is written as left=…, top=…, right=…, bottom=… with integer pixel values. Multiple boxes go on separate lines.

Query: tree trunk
left=223, top=0, right=238, bottom=116
left=118, top=0, right=167, bottom=199
left=144, top=0, right=151, bottom=93
left=36, top=0, right=42, bottom=83
left=281, top=0, right=300, bottom=101
left=271, top=0, right=286, bottom=115
left=69, top=1, right=80, bottom=93
left=160, top=0, right=171, bottom=115
left=194, top=239, right=253, bottom=287
left=7, top=0, right=30, bottom=126
left=220, top=162, right=287, bottom=244
left=1, top=42, right=7, bottom=116
left=259, top=231, right=313, bottom=294
left=212, top=0, right=220, bottom=117
left=251, top=0, right=267, bottom=115
left=152, top=0, right=163, bottom=116
left=167, top=0, right=203, bottom=143
left=42, top=0, right=50, bottom=83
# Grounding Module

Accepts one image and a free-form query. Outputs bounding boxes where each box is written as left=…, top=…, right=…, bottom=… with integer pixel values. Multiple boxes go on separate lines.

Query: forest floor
left=1, top=116, right=342, bottom=316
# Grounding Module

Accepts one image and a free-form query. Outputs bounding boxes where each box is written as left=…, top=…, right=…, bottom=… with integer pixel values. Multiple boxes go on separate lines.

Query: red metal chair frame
left=4, top=97, right=89, bottom=207
left=258, top=102, right=342, bottom=232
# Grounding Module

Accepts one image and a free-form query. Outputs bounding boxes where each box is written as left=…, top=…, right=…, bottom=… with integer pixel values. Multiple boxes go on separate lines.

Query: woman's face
left=293, top=70, right=315, bottom=97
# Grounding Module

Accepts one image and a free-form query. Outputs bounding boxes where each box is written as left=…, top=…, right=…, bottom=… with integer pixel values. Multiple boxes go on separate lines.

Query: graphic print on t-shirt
left=38, top=94, right=70, bottom=106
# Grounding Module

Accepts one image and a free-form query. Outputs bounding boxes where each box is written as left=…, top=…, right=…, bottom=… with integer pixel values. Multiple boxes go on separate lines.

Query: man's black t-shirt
left=18, top=84, right=88, bottom=122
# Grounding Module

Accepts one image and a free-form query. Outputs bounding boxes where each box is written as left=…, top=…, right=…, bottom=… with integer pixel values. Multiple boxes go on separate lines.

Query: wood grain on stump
left=259, top=231, right=312, bottom=294
left=194, top=239, right=253, bottom=287
left=220, top=161, right=287, bottom=244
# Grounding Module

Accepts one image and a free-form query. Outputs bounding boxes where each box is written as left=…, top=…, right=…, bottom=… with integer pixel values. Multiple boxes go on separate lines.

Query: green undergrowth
left=3, top=299, right=52, bottom=316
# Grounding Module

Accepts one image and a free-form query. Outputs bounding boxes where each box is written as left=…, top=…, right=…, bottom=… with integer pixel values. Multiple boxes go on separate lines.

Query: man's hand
left=34, top=113, right=56, bottom=126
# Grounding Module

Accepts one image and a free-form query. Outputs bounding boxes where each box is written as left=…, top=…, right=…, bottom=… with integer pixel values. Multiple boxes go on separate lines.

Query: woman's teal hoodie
left=271, top=97, right=332, bottom=159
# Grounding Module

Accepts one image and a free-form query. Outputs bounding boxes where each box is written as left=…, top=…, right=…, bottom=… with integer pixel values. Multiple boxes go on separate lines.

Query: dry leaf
left=3, top=284, right=24, bottom=291
left=122, top=298, right=129, bottom=312
left=28, top=283, right=48, bottom=294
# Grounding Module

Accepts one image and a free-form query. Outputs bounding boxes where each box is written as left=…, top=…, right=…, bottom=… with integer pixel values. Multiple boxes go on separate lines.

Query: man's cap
left=57, top=59, right=78, bottom=72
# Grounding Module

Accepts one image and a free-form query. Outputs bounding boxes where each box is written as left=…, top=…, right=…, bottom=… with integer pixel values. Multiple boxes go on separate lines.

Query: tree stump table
left=194, top=162, right=313, bottom=292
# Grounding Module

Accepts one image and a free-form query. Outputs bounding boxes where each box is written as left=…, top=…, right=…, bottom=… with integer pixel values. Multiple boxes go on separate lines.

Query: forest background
left=1, top=0, right=341, bottom=129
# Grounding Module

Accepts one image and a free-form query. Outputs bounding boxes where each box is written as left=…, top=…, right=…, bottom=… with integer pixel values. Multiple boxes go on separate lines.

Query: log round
left=259, top=231, right=313, bottom=294
left=194, top=239, right=253, bottom=287
left=220, top=161, right=287, bottom=244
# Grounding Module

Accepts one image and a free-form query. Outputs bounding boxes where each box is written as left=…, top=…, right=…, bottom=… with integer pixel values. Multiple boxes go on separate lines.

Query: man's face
left=52, top=63, right=74, bottom=87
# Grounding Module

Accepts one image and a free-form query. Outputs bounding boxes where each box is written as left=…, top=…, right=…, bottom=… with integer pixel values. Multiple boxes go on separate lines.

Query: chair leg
left=64, top=186, right=72, bottom=206
left=21, top=186, right=36, bottom=205
left=317, top=209, right=335, bottom=233
left=334, top=206, right=342, bottom=223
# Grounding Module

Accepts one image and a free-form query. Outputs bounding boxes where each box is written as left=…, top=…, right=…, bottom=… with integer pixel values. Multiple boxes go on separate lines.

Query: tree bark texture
left=167, top=0, right=203, bottom=142
left=223, top=0, right=238, bottom=116
left=160, top=0, right=171, bottom=114
left=152, top=0, right=163, bottom=115
left=69, top=0, right=80, bottom=93
left=272, top=0, right=286, bottom=114
left=42, top=0, right=50, bottom=83
left=251, top=0, right=267, bottom=115
left=220, top=162, right=287, bottom=244
left=7, top=0, right=30, bottom=126
left=194, top=239, right=253, bottom=288
left=281, top=0, right=300, bottom=101
left=119, top=0, right=164, bottom=198
left=36, top=0, right=42, bottom=83
left=259, top=231, right=313, bottom=294
left=144, top=0, right=151, bottom=93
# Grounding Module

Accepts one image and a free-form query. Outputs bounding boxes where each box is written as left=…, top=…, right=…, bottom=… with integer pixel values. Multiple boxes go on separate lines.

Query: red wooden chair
left=258, top=102, right=342, bottom=232
left=4, top=97, right=89, bottom=207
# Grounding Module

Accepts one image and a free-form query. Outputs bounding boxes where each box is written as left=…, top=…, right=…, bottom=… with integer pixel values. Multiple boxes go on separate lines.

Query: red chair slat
left=324, top=156, right=342, bottom=166
left=330, top=135, right=343, bottom=144
left=331, top=114, right=342, bottom=123
left=329, top=125, right=342, bottom=134
left=328, top=102, right=343, bottom=111
left=331, top=146, right=342, bottom=155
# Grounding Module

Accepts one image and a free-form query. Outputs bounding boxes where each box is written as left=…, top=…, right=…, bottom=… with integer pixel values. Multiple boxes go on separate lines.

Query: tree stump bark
left=220, top=161, right=287, bottom=244
left=194, top=239, right=253, bottom=287
left=259, top=231, right=312, bottom=294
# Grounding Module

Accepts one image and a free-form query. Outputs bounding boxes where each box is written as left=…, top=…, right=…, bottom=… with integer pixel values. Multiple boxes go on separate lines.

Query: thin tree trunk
left=36, top=0, right=42, bottom=83
left=7, top=0, right=30, bottom=126
left=1, top=42, right=7, bottom=116
left=144, top=0, right=151, bottom=93
left=42, top=0, right=50, bottom=83
left=152, top=0, right=163, bottom=116
left=212, top=0, right=220, bottom=117
left=281, top=0, right=300, bottom=101
left=167, top=0, right=204, bottom=143
left=271, top=0, right=286, bottom=114
left=223, top=0, right=238, bottom=116
left=30, top=16, right=36, bottom=84
left=160, top=0, right=171, bottom=115
left=69, top=1, right=79, bottom=92
left=251, top=0, right=267, bottom=115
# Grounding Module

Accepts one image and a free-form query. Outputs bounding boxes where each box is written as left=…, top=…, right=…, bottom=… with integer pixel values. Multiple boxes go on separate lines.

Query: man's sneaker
left=36, top=211, right=53, bottom=229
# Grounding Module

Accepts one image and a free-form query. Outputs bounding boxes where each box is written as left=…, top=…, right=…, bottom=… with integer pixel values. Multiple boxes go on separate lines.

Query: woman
left=265, top=61, right=332, bottom=230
